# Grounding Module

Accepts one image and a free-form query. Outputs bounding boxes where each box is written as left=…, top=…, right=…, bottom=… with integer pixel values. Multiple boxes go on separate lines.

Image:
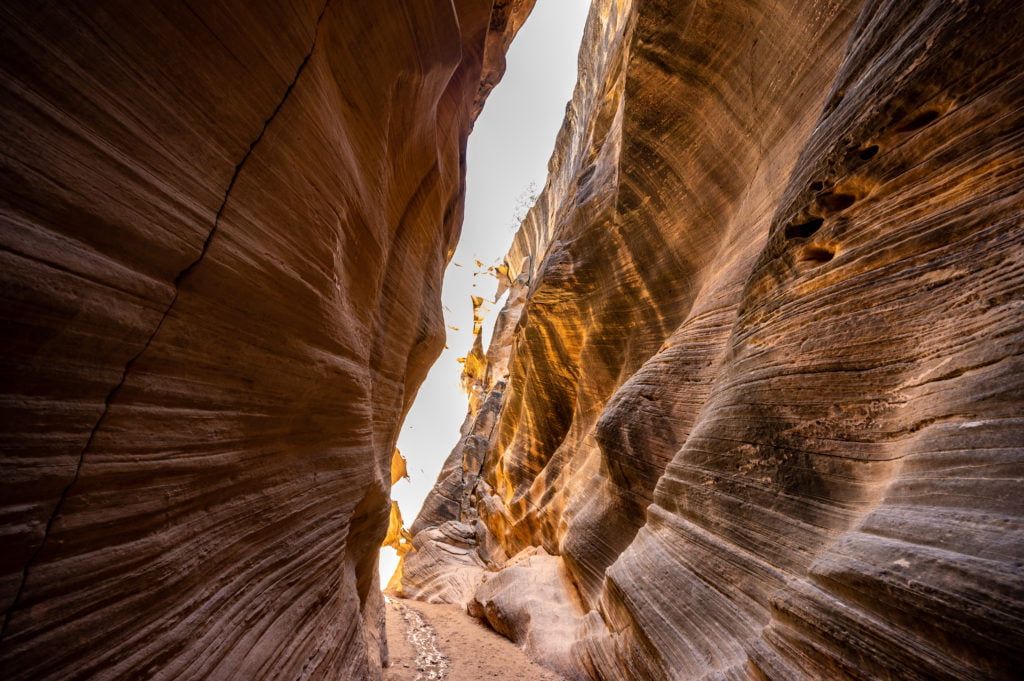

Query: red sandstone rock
left=0, top=1, right=533, bottom=679
left=401, top=1, right=1024, bottom=679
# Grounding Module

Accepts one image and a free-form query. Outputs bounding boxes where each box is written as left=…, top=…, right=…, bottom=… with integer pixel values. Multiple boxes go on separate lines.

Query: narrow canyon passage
left=380, top=0, right=591, bottom=591
left=1, top=1, right=1022, bottom=681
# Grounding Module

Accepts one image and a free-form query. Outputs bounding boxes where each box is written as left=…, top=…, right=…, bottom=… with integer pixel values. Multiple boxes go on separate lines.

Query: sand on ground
left=383, top=597, right=566, bottom=681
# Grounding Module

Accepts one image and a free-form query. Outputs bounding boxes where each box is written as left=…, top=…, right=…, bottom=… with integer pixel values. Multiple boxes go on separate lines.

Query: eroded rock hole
left=858, top=144, right=879, bottom=160
left=897, top=109, right=940, bottom=132
left=800, top=246, right=835, bottom=264
left=818, top=192, right=856, bottom=212
left=809, top=181, right=824, bottom=191
left=784, top=217, right=824, bottom=239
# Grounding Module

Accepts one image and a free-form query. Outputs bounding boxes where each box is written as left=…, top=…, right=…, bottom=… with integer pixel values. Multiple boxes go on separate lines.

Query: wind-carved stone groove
left=896, top=108, right=942, bottom=133
left=0, top=0, right=332, bottom=644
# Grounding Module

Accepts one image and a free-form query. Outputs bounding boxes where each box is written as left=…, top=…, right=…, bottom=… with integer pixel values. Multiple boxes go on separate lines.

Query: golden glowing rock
left=383, top=501, right=413, bottom=552
left=390, top=448, right=409, bottom=487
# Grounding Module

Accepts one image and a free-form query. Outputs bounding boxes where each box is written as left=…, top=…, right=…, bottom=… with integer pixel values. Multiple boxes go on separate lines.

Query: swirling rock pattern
left=401, top=0, right=1024, bottom=679
left=0, top=1, right=533, bottom=679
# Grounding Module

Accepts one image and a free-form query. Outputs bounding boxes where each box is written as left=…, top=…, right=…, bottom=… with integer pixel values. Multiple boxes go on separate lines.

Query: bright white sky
left=380, top=0, right=592, bottom=584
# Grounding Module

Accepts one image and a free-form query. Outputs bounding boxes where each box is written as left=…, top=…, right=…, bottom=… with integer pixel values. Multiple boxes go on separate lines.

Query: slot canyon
left=1, top=1, right=1022, bottom=680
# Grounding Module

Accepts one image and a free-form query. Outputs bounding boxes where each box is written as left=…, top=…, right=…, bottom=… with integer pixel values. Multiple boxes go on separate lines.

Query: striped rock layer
left=399, top=1, right=1024, bottom=679
left=0, top=1, right=533, bottom=679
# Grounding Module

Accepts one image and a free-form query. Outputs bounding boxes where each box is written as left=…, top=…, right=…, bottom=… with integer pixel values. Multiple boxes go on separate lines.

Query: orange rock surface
left=0, top=1, right=533, bottom=679
left=400, top=1, right=1024, bottom=679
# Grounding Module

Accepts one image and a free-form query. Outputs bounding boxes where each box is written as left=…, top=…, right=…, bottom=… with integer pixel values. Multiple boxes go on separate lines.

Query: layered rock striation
left=0, top=1, right=533, bottom=679
left=399, top=1, right=1024, bottom=680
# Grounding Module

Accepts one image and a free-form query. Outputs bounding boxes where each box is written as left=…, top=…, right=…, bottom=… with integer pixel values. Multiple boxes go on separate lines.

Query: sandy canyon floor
left=384, top=598, right=565, bottom=681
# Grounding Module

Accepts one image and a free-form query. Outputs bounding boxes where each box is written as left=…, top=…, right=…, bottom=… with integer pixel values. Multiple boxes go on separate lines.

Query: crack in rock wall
left=398, top=1, right=1024, bottom=680
left=0, top=1, right=535, bottom=679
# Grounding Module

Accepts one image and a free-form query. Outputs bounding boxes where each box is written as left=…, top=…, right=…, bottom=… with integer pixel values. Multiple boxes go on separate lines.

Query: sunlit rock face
left=0, top=1, right=534, bottom=679
left=401, top=0, right=1024, bottom=679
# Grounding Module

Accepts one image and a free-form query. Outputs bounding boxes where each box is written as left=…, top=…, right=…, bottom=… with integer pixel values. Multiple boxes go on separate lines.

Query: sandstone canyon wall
left=0, top=1, right=534, bottom=679
left=399, top=1, right=1024, bottom=679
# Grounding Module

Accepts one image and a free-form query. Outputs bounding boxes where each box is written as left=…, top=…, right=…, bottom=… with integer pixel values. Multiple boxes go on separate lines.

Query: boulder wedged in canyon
left=0, top=1, right=534, bottom=679
left=399, top=1, right=1024, bottom=680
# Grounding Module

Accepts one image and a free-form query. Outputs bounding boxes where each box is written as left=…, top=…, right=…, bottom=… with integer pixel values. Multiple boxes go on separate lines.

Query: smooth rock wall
left=401, top=0, right=1024, bottom=679
left=0, top=1, right=533, bottom=678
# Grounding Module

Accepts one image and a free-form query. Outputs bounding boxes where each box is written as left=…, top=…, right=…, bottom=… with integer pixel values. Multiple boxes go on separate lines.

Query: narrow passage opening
left=379, top=2, right=591, bottom=587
